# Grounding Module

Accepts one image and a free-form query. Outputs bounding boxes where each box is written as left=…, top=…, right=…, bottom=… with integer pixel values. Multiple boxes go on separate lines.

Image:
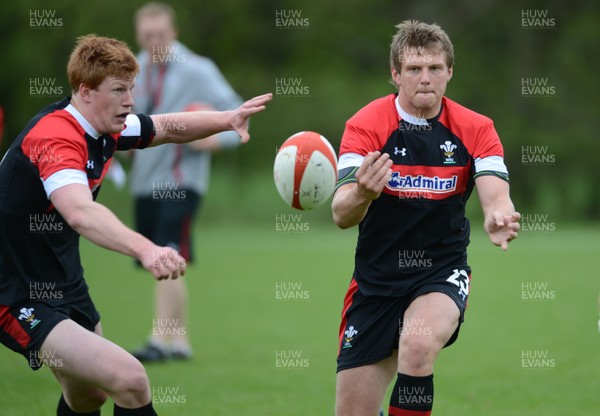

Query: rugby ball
left=273, top=131, right=338, bottom=210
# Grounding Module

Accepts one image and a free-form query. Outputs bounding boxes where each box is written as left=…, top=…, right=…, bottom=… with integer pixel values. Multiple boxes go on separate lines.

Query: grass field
left=1, top=187, right=599, bottom=415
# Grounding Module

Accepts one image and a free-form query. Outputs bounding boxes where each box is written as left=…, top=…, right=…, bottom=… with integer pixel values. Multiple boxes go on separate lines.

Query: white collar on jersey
left=395, top=96, right=429, bottom=126
left=65, top=104, right=100, bottom=140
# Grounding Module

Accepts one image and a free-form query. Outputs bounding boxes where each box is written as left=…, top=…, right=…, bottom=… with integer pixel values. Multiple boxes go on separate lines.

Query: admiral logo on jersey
left=386, top=172, right=458, bottom=194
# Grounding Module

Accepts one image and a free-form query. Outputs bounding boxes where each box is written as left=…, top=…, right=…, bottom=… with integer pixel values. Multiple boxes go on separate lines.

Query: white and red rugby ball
left=273, top=131, right=338, bottom=210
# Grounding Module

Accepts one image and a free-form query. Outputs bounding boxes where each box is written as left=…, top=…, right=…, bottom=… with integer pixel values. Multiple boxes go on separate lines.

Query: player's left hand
left=484, top=211, right=521, bottom=250
left=141, top=246, right=187, bottom=281
left=229, top=93, right=273, bottom=143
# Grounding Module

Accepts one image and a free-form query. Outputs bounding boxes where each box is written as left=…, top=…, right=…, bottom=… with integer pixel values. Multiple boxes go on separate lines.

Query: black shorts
left=0, top=291, right=100, bottom=371
left=337, top=270, right=471, bottom=372
left=134, top=191, right=202, bottom=262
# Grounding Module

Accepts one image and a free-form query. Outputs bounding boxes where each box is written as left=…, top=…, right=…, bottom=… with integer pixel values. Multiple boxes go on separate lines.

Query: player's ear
left=447, top=66, right=453, bottom=82
left=77, top=83, right=93, bottom=103
left=391, top=67, right=401, bottom=86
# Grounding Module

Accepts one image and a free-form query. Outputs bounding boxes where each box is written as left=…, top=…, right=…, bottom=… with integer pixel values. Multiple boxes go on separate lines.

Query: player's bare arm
left=475, top=175, right=521, bottom=250
left=186, top=134, right=222, bottom=152
left=179, top=104, right=223, bottom=152
left=332, top=151, right=393, bottom=229
left=50, top=183, right=185, bottom=280
left=150, top=93, right=272, bottom=146
left=180, top=105, right=223, bottom=152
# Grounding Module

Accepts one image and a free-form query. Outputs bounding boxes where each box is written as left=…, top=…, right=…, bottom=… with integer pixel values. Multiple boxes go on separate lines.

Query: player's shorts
left=337, top=271, right=471, bottom=372
left=0, top=291, right=100, bottom=371
left=134, top=191, right=202, bottom=262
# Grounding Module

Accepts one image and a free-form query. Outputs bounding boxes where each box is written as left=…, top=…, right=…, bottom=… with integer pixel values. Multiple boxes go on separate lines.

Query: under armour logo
left=394, top=147, right=407, bottom=156
left=86, top=160, right=94, bottom=169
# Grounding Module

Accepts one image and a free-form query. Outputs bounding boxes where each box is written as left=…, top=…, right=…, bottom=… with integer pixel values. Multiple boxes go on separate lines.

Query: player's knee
left=398, top=336, right=438, bottom=371
left=111, top=360, right=151, bottom=402
left=121, top=367, right=150, bottom=397
left=66, top=390, right=108, bottom=413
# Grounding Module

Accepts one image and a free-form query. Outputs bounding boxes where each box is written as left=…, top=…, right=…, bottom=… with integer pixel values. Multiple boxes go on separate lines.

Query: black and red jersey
left=337, top=94, right=508, bottom=297
left=0, top=97, right=154, bottom=306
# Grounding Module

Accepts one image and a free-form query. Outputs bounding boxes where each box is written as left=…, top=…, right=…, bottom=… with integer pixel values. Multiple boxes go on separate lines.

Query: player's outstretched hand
left=230, top=93, right=273, bottom=143
left=484, top=211, right=521, bottom=250
left=355, top=151, right=393, bottom=202
left=140, top=246, right=187, bottom=281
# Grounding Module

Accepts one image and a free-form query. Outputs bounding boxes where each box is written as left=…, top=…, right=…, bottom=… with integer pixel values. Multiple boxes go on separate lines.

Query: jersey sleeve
left=339, top=119, right=382, bottom=161
left=473, top=121, right=509, bottom=181
left=335, top=117, right=381, bottom=191
left=43, top=169, right=89, bottom=197
left=24, top=132, right=89, bottom=198
left=116, top=113, right=155, bottom=151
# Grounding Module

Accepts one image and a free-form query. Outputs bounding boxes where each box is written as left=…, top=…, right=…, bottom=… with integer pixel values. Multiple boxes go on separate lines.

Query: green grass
left=1, top=204, right=599, bottom=414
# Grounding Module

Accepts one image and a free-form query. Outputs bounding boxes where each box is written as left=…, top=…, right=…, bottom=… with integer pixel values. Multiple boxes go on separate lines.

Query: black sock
left=388, top=373, right=434, bottom=415
left=113, top=402, right=157, bottom=416
left=57, top=395, right=101, bottom=416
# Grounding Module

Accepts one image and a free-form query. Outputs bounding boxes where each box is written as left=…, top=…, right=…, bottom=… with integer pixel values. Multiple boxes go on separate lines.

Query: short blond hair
left=67, top=34, right=138, bottom=91
left=390, top=20, right=454, bottom=73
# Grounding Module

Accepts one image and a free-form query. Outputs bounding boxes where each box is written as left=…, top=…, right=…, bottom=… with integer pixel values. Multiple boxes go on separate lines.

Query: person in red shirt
left=0, top=34, right=271, bottom=416
left=333, top=20, right=520, bottom=416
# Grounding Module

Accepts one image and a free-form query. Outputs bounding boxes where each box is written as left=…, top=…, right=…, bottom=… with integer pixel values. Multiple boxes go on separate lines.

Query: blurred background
left=1, top=0, right=598, bottom=225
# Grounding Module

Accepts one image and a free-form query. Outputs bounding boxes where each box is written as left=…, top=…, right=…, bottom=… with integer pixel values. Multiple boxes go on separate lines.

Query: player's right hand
left=229, top=93, right=273, bottom=143
left=140, top=246, right=187, bottom=281
left=354, top=151, right=393, bottom=202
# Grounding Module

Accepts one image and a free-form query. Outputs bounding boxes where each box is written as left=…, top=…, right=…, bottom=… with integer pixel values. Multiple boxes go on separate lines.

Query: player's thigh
left=94, top=321, right=103, bottom=336
left=41, top=319, right=147, bottom=393
left=401, top=291, right=460, bottom=351
left=336, top=280, right=402, bottom=415
left=49, top=322, right=107, bottom=399
left=336, top=352, right=397, bottom=416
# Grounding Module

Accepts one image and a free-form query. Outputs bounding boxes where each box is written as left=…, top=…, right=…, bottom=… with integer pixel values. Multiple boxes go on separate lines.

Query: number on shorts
left=446, top=269, right=469, bottom=301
